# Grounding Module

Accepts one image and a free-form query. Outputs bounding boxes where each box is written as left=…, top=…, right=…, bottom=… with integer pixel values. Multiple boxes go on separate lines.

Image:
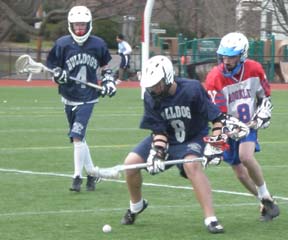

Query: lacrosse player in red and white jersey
left=205, top=32, right=279, bottom=221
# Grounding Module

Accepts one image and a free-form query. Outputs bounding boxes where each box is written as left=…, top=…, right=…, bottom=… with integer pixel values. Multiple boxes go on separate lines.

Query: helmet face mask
left=68, top=6, right=93, bottom=45
left=218, top=55, right=241, bottom=74
left=72, top=22, right=89, bottom=36
left=216, top=32, right=249, bottom=78
left=141, top=55, right=174, bottom=99
left=146, top=78, right=171, bottom=100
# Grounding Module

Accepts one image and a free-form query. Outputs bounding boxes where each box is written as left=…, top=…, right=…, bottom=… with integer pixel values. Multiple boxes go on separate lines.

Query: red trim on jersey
left=205, top=59, right=271, bottom=113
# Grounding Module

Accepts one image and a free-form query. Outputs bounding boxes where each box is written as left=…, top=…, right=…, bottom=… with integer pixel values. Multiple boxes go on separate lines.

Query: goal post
left=140, top=0, right=155, bottom=99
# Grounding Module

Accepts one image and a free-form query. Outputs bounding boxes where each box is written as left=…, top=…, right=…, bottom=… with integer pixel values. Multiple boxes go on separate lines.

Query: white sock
left=73, top=141, right=85, bottom=178
left=82, top=141, right=95, bottom=175
left=257, top=182, right=271, bottom=200
left=130, top=198, right=144, bottom=213
left=204, top=216, right=217, bottom=226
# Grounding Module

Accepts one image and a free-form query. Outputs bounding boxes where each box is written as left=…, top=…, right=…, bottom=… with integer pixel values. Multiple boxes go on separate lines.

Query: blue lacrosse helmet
left=217, top=32, right=249, bottom=78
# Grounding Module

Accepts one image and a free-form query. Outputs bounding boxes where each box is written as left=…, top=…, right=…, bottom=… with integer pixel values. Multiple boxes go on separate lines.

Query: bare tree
left=0, top=0, right=40, bottom=40
left=0, top=0, right=73, bottom=42
left=1, top=0, right=287, bottom=45
left=264, top=0, right=288, bottom=35
left=154, top=0, right=240, bottom=38
left=157, top=0, right=195, bottom=35
left=0, top=0, right=145, bottom=42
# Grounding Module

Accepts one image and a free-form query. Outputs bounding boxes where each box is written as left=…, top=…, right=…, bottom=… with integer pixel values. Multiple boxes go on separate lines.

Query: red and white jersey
left=205, top=59, right=271, bottom=124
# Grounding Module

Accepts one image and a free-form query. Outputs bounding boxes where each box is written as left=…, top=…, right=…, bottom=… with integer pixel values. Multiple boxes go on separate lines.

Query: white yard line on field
left=0, top=203, right=260, bottom=218
left=0, top=141, right=287, bottom=152
left=0, top=167, right=288, bottom=202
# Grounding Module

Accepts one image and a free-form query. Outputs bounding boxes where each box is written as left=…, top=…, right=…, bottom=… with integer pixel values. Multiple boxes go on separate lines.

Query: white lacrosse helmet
left=217, top=32, right=249, bottom=78
left=68, top=6, right=93, bottom=45
left=217, top=32, right=249, bottom=62
left=141, top=55, right=174, bottom=88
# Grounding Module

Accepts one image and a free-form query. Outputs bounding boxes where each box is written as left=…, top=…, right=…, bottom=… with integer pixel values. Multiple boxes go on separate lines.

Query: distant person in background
left=46, top=5, right=116, bottom=192
left=116, top=34, right=132, bottom=82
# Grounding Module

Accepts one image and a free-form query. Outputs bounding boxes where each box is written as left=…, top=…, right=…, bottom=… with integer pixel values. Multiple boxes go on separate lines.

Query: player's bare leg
left=239, top=142, right=268, bottom=195
left=232, top=164, right=258, bottom=196
left=121, top=152, right=148, bottom=225
left=184, top=156, right=224, bottom=233
left=239, top=142, right=279, bottom=220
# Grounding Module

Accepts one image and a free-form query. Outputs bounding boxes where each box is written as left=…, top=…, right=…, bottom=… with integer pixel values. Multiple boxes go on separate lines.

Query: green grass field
left=0, top=86, right=287, bottom=240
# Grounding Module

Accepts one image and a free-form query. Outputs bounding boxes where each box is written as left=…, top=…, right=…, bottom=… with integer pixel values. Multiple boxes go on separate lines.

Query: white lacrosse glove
left=146, top=145, right=168, bottom=175
left=203, top=143, right=223, bottom=168
left=101, top=69, right=117, bottom=97
left=53, top=67, right=68, bottom=84
left=248, top=97, right=273, bottom=129
left=203, top=134, right=229, bottom=168
left=223, top=115, right=250, bottom=141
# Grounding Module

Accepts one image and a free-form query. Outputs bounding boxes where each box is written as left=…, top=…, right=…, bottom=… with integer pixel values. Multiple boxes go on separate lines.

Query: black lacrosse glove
left=53, top=67, right=69, bottom=84
left=101, top=69, right=116, bottom=97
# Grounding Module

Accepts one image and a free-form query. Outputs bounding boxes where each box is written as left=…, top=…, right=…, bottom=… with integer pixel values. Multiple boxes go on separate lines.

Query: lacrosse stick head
left=203, top=134, right=230, bottom=151
left=15, top=55, right=51, bottom=81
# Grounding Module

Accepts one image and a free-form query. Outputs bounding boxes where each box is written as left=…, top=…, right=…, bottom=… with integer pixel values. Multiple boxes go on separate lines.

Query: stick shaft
left=117, top=158, right=204, bottom=171
left=40, top=66, right=103, bottom=91
left=92, top=158, right=204, bottom=179
left=44, top=66, right=102, bottom=91
left=16, top=55, right=103, bottom=91
left=69, top=76, right=103, bottom=90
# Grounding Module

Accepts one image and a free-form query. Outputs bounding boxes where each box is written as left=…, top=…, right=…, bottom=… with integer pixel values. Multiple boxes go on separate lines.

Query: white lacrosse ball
left=102, top=224, right=112, bottom=233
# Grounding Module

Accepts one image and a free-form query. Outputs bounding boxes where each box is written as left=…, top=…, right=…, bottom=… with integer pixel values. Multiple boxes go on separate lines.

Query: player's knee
left=239, top=152, right=254, bottom=164
left=183, top=162, right=202, bottom=178
left=123, top=153, right=143, bottom=176
left=236, top=171, right=248, bottom=182
left=233, top=165, right=249, bottom=181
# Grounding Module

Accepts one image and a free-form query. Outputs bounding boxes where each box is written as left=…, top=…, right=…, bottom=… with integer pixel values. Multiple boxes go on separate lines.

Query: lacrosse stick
left=91, top=158, right=205, bottom=179
left=15, top=54, right=103, bottom=90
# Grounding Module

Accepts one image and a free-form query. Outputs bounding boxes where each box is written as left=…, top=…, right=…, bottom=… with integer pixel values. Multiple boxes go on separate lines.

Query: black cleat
left=206, top=221, right=224, bottom=234
left=259, top=198, right=280, bottom=221
left=121, top=199, right=148, bottom=225
left=69, top=176, right=82, bottom=192
left=86, top=175, right=100, bottom=191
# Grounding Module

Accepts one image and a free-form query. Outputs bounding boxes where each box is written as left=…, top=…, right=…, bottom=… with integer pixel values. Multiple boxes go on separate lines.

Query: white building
left=237, top=0, right=288, bottom=40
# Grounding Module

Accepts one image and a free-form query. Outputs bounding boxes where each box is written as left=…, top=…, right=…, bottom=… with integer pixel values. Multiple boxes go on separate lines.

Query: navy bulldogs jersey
left=47, top=35, right=112, bottom=102
left=140, top=78, right=222, bottom=144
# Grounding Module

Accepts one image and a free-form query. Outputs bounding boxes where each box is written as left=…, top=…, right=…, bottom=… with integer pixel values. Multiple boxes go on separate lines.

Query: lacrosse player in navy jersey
left=120, top=55, right=250, bottom=234
left=46, top=6, right=116, bottom=192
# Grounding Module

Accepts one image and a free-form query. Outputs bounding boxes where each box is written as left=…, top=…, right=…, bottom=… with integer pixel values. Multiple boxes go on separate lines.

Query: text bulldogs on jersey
left=66, top=53, right=98, bottom=71
left=161, top=106, right=191, bottom=120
